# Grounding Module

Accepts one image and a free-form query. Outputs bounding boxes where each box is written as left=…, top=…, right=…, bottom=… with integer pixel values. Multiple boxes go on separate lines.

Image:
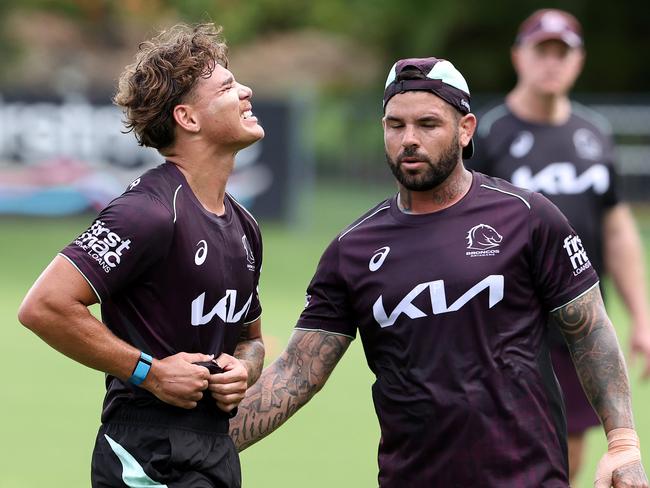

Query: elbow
left=18, top=293, right=53, bottom=334
left=18, top=296, right=41, bottom=331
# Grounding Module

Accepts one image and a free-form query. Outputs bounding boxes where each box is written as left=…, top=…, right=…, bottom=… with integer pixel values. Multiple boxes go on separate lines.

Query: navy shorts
left=550, top=345, right=600, bottom=435
left=91, top=405, right=240, bottom=488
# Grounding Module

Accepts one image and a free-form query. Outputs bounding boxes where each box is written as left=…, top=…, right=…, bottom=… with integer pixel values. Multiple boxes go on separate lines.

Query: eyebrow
left=384, top=114, right=443, bottom=122
left=220, top=76, right=234, bottom=87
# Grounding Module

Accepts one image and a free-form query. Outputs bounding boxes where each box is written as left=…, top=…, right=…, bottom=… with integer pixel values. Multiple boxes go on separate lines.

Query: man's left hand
left=207, top=353, right=249, bottom=412
left=595, top=428, right=648, bottom=488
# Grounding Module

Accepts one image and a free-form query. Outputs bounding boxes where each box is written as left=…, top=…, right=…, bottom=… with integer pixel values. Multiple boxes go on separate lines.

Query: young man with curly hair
left=19, top=23, right=265, bottom=488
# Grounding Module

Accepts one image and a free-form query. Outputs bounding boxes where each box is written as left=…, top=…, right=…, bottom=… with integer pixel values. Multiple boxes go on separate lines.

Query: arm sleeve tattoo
left=230, top=329, right=352, bottom=450
left=551, top=286, right=635, bottom=432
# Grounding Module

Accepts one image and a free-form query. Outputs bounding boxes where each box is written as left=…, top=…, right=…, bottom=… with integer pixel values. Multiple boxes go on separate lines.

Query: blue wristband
left=128, top=352, right=153, bottom=386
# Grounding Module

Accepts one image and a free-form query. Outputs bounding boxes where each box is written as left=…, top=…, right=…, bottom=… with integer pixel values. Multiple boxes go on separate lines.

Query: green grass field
left=1, top=181, right=650, bottom=487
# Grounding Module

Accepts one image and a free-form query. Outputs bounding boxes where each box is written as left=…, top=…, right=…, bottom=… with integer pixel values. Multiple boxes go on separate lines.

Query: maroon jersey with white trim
left=61, top=162, right=262, bottom=420
left=297, top=171, right=598, bottom=487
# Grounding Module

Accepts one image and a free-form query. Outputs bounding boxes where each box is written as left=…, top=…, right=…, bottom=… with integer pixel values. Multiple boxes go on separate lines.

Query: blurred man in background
left=18, top=23, right=265, bottom=488
left=471, top=9, right=650, bottom=482
left=231, top=56, right=648, bottom=487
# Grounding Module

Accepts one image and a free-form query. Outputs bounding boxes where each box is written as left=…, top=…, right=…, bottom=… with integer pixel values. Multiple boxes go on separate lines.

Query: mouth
left=241, top=109, right=256, bottom=121
left=400, top=157, right=428, bottom=166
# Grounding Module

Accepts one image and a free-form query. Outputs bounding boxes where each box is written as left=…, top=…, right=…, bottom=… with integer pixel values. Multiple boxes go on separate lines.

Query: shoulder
left=337, top=198, right=393, bottom=242
left=112, top=163, right=179, bottom=217
left=476, top=172, right=533, bottom=210
left=570, top=102, right=614, bottom=137
left=99, top=164, right=177, bottom=235
left=476, top=102, right=513, bottom=139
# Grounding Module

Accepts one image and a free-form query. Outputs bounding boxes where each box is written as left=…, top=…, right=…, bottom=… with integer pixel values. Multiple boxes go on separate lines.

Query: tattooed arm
left=230, top=329, right=352, bottom=451
left=208, top=318, right=264, bottom=412
left=552, top=285, right=633, bottom=431
left=553, top=285, right=648, bottom=487
left=233, top=318, right=265, bottom=386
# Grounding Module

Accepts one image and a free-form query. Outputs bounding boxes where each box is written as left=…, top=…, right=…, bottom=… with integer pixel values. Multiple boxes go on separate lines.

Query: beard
left=386, top=132, right=461, bottom=191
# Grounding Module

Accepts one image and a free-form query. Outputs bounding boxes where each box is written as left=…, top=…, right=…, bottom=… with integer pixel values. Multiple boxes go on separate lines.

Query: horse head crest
left=466, top=224, right=503, bottom=250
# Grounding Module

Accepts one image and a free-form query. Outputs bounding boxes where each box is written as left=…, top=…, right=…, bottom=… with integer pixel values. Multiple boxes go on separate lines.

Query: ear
left=172, top=104, right=200, bottom=134
left=510, top=46, right=521, bottom=74
left=459, top=113, right=477, bottom=150
left=576, top=47, right=586, bottom=71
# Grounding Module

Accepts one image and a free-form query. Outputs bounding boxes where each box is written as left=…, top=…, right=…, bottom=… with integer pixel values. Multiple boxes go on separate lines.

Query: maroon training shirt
left=297, top=171, right=598, bottom=487
left=61, top=162, right=262, bottom=421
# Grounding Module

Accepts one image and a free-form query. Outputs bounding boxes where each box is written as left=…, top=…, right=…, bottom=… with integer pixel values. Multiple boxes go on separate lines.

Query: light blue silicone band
left=128, top=352, right=153, bottom=386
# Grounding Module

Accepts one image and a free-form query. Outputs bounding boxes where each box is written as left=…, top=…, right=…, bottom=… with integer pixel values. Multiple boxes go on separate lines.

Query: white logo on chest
left=573, top=128, right=603, bottom=160
left=509, top=131, right=534, bottom=158
left=369, top=246, right=391, bottom=272
left=191, top=290, right=253, bottom=326
left=511, top=162, right=609, bottom=195
left=373, top=275, right=504, bottom=328
left=195, top=240, right=208, bottom=266
left=242, top=235, right=255, bottom=271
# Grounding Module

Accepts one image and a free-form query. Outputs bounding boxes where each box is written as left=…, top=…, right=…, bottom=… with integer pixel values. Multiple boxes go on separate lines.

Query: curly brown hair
left=114, top=23, right=229, bottom=150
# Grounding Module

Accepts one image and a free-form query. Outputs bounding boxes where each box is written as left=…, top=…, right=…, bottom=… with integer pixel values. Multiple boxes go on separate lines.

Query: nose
left=401, top=125, right=419, bottom=149
left=238, top=83, right=253, bottom=99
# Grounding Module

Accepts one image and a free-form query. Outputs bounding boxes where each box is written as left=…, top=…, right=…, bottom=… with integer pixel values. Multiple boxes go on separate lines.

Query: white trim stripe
left=480, top=184, right=531, bottom=209
left=58, top=253, right=102, bottom=304
left=338, top=205, right=391, bottom=241
left=172, top=184, right=182, bottom=223
left=243, top=312, right=262, bottom=325
left=294, top=327, right=356, bottom=340
left=229, top=194, right=259, bottom=226
left=550, top=281, right=600, bottom=313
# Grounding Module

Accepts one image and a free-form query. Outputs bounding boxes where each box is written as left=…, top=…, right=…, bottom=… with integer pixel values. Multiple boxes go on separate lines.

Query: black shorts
left=91, top=405, right=240, bottom=488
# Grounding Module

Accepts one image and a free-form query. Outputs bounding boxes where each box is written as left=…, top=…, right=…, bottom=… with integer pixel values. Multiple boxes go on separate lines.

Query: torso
left=61, top=162, right=262, bottom=419
left=298, top=172, right=598, bottom=486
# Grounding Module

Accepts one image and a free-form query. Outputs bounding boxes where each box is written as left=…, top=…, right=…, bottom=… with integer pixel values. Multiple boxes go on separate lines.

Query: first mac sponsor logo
left=74, top=220, right=131, bottom=273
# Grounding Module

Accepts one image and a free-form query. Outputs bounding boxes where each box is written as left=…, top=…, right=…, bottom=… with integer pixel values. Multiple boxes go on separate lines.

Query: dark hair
left=113, top=23, right=228, bottom=150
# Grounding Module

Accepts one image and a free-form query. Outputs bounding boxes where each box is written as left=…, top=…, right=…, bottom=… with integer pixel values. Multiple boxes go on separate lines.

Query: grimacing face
left=383, top=91, right=467, bottom=191
left=512, top=39, right=584, bottom=97
left=178, top=64, right=265, bottom=150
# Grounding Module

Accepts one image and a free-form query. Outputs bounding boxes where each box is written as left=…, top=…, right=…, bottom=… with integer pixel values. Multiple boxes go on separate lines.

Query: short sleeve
left=295, top=239, right=356, bottom=339
left=59, top=192, right=174, bottom=302
left=529, top=192, right=600, bottom=311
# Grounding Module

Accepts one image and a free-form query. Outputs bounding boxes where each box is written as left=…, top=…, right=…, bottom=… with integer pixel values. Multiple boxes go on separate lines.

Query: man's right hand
left=141, top=352, right=213, bottom=408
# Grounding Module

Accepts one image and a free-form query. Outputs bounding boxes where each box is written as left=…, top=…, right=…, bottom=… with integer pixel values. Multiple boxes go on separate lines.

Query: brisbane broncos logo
left=466, top=224, right=503, bottom=250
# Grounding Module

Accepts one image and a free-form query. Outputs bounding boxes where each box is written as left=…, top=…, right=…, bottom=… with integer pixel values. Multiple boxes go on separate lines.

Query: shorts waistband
left=106, top=404, right=230, bottom=434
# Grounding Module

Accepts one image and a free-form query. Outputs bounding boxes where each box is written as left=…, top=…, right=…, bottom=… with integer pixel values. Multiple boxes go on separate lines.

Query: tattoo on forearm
left=552, top=287, right=634, bottom=431
left=234, top=338, right=265, bottom=386
left=230, top=330, right=351, bottom=451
